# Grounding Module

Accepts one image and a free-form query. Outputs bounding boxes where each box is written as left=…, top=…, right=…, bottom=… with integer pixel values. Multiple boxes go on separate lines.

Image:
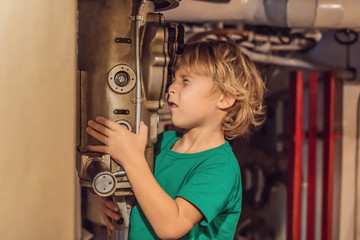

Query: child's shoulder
left=203, top=142, right=239, bottom=169
left=155, top=130, right=181, bottom=152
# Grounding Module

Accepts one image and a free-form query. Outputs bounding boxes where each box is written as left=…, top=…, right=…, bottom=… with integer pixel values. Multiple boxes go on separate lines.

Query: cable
left=334, top=29, right=358, bottom=80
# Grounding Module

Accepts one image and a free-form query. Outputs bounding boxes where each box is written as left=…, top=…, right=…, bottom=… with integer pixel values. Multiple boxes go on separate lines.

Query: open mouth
left=168, top=100, right=178, bottom=109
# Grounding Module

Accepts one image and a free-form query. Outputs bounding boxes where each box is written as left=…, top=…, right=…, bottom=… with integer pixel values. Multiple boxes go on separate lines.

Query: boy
left=86, top=40, right=265, bottom=239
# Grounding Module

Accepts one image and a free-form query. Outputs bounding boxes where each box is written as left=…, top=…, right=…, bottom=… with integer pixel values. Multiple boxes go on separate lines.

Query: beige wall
left=0, top=0, right=77, bottom=239
left=339, top=82, right=360, bottom=240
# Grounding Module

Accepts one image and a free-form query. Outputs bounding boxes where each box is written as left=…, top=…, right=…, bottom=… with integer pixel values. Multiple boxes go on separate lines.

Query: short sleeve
left=176, top=160, right=237, bottom=223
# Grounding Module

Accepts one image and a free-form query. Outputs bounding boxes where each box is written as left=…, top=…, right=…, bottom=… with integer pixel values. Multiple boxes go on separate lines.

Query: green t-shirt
left=129, top=131, right=242, bottom=239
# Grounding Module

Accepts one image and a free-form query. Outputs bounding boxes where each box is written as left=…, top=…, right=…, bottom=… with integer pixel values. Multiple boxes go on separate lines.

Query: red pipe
left=287, top=71, right=303, bottom=240
left=322, top=71, right=335, bottom=240
left=307, top=71, right=318, bottom=240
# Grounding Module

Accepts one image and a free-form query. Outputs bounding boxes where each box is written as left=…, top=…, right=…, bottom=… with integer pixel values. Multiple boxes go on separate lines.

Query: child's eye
left=183, top=79, right=189, bottom=83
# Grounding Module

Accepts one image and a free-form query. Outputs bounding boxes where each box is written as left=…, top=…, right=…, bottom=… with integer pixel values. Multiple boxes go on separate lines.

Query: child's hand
left=86, top=116, right=148, bottom=168
left=101, top=196, right=135, bottom=235
left=100, top=197, right=119, bottom=235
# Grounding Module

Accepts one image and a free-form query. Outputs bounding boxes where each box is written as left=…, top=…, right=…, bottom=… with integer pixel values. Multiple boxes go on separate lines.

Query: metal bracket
left=129, top=15, right=144, bottom=21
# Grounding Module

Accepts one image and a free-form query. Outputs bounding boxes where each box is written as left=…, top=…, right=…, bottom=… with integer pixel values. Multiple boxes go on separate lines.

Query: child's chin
left=170, top=120, right=186, bottom=129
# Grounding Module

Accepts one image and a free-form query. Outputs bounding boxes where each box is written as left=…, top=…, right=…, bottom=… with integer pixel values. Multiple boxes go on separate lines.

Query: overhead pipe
left=239, top=47, right=355, bottom=80
left=163, top=0, right=360, bottom=29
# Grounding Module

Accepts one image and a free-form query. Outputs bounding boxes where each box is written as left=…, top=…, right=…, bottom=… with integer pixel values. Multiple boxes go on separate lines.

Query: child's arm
left=125, top=155, right=203, bottom=238
left=86, top=117, right=203, bottom=239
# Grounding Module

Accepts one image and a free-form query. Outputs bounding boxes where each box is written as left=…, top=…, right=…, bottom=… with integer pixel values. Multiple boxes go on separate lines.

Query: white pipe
left=163, top=0, right=268, bottom=24
left=239, top=47, right=353, bottom=80
left=135, top=0, right=147, bottom=134
left=243, top=30, right=321, bottom=53
left=240, top=47, right=317, bottom=69
left=248, top=30, right=323, bottom=44
left=240, top=41, right=308, bottom=53
left=163, top=0, right=360, bottom=29
left=313, top=0, right=360, bottom=28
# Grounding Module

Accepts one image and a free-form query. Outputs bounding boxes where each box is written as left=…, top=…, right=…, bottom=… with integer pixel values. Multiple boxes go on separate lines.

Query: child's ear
left=218, top=94, right=236, bottom=109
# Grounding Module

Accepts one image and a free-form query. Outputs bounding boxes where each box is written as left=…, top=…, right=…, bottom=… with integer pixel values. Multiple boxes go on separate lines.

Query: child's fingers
left=101, top=197, right=119, bottom=213
left=88, top=120, right=112, bottom=137
left=87, top=145, right=108, bottom=153
left=104, top=199, right=119, bottom=212
left=139, top=121, right=148, bottom=137
left=104, top=207, right=120, bottom=221
left=86, top=127, right=108, bottom=144
left=101, top=213, right=115, bottom=232
left=96, top=116, right=122, bottom=131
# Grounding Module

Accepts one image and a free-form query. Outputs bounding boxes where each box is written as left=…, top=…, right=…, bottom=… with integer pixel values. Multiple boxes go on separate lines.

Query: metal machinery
left=76, top=0, right=183, bottom=238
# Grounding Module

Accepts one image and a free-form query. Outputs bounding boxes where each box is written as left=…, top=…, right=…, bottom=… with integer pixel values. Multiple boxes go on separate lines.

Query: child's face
left=167, top=68, right=222, bottom=130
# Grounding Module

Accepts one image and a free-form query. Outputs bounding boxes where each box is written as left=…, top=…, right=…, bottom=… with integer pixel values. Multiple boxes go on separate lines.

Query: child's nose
left=168, top=83, right=175, bottom=94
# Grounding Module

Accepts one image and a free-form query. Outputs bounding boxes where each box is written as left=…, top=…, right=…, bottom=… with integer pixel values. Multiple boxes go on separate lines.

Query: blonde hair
left=174, top=41, right=265, bottom=140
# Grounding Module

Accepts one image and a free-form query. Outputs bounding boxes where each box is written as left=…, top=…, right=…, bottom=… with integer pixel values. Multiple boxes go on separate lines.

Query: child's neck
left=171, top=126, right=226, bottom=154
